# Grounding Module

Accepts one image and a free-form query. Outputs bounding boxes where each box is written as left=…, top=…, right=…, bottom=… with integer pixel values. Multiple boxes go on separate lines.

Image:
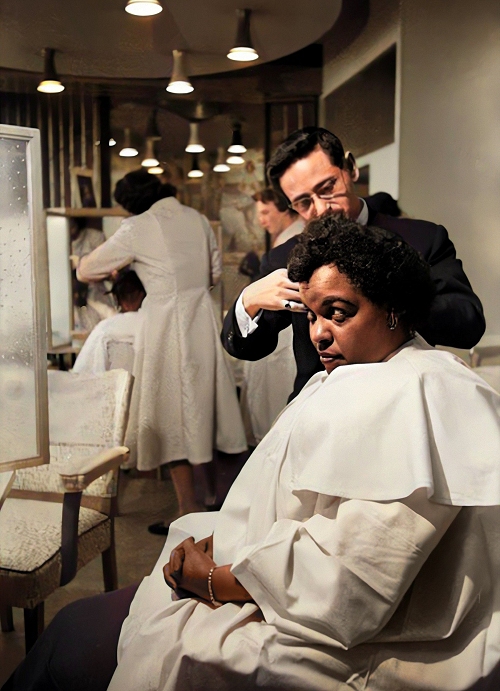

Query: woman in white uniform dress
left=77, top=170, right=247, bottom=522
left=7, top=215, right=500, bottom=691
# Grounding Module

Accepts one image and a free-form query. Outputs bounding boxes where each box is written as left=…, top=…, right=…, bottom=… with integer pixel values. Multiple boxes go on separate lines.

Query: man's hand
left=242, top=268, right=303, bottom=318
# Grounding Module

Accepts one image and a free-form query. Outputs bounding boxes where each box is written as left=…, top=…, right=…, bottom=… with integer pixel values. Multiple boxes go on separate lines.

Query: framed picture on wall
left=72, top=167, right=97, bottom=208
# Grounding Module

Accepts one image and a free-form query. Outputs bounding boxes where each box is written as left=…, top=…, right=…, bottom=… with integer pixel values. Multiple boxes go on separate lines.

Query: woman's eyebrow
left=321, top=296, right=356, bottom=308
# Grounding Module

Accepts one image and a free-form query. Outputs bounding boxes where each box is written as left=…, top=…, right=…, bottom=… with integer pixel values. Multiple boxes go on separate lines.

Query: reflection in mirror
left=47, top=216, right=73, bottom=348
left=0, top=126, right=49, bottom=470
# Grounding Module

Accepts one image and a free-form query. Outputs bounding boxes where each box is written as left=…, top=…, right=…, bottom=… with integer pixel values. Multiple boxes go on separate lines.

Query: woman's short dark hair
left=252, top=187, right=297, bottom=215
left=267, top=127, right=346, bottom=194
left=288, top=214, right=436, bottom=329
left=114, top=169, right=177, bottom=215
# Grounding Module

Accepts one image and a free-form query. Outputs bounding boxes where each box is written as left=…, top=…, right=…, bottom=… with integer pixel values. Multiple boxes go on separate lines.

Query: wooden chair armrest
left=56, top=446, right=129, bottom=491
left=0, top=470, right=16, bottom=510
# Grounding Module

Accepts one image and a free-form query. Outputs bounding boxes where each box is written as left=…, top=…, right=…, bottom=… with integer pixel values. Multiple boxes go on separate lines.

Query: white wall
left=356, top=143, right=399, bottom=199
left=399, top=0, right=500, bottom=336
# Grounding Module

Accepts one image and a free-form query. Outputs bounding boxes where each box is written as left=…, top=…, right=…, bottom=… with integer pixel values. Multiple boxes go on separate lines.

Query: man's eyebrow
left=291, top=175, right=337, bottom=201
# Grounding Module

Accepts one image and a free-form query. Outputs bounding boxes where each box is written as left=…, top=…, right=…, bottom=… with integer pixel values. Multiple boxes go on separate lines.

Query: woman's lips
left=319, top=352, right=344, bottom=364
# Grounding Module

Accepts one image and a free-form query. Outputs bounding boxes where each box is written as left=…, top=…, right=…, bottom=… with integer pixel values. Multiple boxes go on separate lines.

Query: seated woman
left=5, top=216, right=500, bottom=691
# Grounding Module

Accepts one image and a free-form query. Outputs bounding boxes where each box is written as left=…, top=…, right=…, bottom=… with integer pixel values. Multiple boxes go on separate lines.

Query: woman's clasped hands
left=163, top=535, right=252, bottom=605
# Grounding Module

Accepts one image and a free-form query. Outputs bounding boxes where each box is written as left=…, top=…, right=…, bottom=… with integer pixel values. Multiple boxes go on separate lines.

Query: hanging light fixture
left=187, top=154, right=203, bottom=178
left=227, top=123, right=247, bottom=154
left=109, top=137, right=117, bottom=147
left=125, top=0, right=163, bottom=16
left=227, top=154, right=245, bottom=165
left=227, top=9, right=259, bottom=62
left=148, top=165, right=164, bottom=175
left=166, top=50, right=194, bottom=94
left=213, top=147, right=230, bottom=173
left=185, top=123, right=205, bottom=153
left=141, top=138, right=160, bottom=167
left=119, top=128, right=139, bottom=157
left=37, top=48, right=65, bottom=93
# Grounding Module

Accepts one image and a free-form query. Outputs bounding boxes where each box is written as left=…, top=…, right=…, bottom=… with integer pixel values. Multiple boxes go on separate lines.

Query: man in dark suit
left=222, top=127, right=485, bottom=401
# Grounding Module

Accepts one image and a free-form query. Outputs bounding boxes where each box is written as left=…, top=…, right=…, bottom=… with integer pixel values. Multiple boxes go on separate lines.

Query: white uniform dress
left=78, top=197, right=247, bottom=470
left=241, top=219, right=303, bottom=443
left=109, top=336, right=500, bottom=690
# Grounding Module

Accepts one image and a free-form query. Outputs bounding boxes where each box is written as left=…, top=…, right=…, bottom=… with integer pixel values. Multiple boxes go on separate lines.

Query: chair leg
left=102, top=522, right=118, bottom=592
left=1, top=604, right=14, bottom=632
left=24, top=602, right=44, bottom=653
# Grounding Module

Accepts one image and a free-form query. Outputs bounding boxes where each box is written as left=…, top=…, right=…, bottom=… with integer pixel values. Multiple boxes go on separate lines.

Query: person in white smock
left=77, top=170, right=247, bottom=530
left=240, top=189, right=303, bottom=444
left=73, top=270, right=145, bottom=375
left=6, top=216, right=500, bottom=691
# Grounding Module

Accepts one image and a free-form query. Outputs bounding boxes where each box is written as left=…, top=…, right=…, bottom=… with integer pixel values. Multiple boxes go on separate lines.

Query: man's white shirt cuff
left=235, top=290, right=262, bottom=337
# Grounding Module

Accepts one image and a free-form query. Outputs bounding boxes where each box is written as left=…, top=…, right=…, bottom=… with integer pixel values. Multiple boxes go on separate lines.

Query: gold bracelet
left=207, top=567, right=222, bottom=607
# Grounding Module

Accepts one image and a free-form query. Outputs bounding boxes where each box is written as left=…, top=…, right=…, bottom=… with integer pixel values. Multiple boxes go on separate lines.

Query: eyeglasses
left=288, top=177, right=338, bottom=214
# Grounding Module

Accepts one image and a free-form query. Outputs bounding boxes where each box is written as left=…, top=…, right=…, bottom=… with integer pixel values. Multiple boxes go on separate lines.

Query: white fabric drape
left=78, top=198, right=246, bottom=469
left=109, top=337, right=500, bottom=690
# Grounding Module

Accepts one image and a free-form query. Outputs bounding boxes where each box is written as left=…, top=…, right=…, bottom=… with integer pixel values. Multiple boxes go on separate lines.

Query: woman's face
left=299, top=264, right=406, bottom=374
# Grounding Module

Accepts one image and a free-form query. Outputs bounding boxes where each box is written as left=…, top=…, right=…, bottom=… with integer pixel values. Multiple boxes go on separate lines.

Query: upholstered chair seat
left=0, top=369, right=132, bottom=652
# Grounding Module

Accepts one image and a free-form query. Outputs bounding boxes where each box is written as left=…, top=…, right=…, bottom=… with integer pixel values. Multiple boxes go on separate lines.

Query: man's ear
left=344, top=151, right=360, bottom=182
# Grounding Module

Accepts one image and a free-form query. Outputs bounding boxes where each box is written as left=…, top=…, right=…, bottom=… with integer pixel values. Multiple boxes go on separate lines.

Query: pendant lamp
left=148, top=166, right=164, bottom=174
left=227, top=9, right=259, bottom=62
left=125, top=0, right=163, bottom=16
left=141, top=138, right=160, bottom=167
left=185, top=123, right=205, bottom=153
left=213, top=147, right=230, bottom=173
left=167, top=51, right=194, bottom=94
left=227, top=154, right=245, bottom=165
left=227, top=124, right=247, bottom=154
left=37, top=49, right=65, bottom=94
left=119, top=128, right=139, bottom=157
left=187, top=154, right=203, bottom=178
left=109, top=138, right=117, bottom=146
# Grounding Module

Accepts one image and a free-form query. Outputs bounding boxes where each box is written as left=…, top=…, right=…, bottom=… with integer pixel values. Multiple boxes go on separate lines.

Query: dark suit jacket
left=222, top=207, right=486, bottom=401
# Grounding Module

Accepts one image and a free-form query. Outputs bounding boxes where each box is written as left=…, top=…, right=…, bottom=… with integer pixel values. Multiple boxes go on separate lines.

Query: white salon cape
left=72, top=311, right=142, bottom=374
left=78, top=198, right=247, bottom=469
left=109, top=336, right=500, bottom=690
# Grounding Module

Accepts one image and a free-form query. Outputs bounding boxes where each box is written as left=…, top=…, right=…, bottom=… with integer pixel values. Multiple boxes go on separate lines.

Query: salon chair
left=0, top=368, right=132, bottom=652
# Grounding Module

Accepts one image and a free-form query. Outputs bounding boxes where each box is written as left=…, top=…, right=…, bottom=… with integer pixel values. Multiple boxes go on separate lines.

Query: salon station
left=1, top=1, right=500, bottom=690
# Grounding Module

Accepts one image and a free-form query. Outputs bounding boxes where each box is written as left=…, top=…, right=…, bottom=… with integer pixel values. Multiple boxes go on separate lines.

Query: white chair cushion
left=0, top=498, right=108, bottom=573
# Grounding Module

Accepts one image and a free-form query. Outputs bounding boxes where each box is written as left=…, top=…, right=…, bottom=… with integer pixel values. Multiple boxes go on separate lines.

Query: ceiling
left=0, top=0, right=342, bottom=80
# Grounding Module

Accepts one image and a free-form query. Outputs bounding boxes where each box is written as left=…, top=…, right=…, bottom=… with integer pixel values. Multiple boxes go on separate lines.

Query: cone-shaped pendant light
left=119, top=128, right=139, bottom=157
left=167, top=50, right=194, bottom=94
left=227, top=9, right=259, bottom=62
left=227, top=124, right=247, bottom=154
left=185, top=123, right=205, bottom=153
left=213, top=147, right=230, bottom=172
left=125, top=0, right=163, bottom=16
left=37, top=48, right=65, bottom=93
left=187, top=154, right=203, bottom=178
left=141, top=138, right=159, bottom=167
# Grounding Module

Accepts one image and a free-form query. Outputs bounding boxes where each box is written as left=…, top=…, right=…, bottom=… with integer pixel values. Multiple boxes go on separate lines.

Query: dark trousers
left=2, top=584, right=138, bottom=691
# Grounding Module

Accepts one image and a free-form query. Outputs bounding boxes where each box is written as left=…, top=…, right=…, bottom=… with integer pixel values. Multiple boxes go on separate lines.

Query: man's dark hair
left=114, top=169, right=177, bottom=215
left=288, top=214, right=436, bottom=329
left=267, top=127, right=346, bottom=195
left=110, top=270, right=146, bottom=309
left=252, top=187, right=297, bottom=216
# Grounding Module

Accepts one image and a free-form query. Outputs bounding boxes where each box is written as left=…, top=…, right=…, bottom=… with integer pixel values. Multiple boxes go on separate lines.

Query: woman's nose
left=310, top=319, right=333, bottom=346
